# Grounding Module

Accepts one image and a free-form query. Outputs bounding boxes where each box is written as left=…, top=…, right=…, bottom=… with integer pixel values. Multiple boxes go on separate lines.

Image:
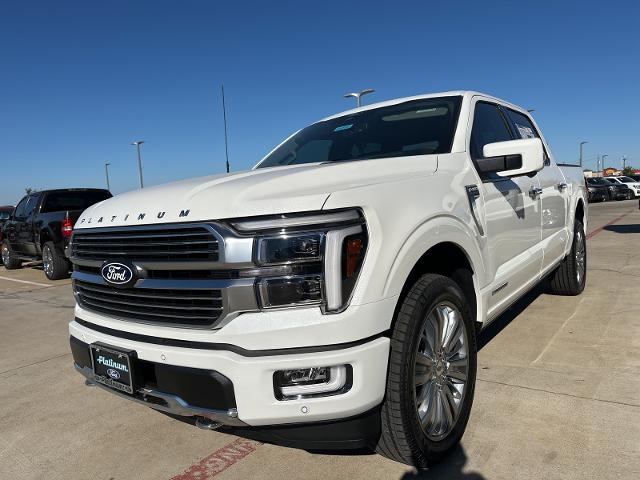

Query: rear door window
left=505, top=109, right=539, bottom=140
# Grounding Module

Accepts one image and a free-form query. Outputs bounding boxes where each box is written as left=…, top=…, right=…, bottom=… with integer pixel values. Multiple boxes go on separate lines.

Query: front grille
left=74, top=280, right=223, bottom=326
left=72, top=226, right=219, bottom=262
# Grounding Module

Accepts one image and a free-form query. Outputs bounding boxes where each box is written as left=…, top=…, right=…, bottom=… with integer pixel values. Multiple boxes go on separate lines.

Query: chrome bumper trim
left=75, top=364, right=247, bottom=427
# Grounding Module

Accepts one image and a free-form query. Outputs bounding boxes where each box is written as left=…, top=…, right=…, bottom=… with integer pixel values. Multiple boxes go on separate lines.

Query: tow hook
left=195, top=417, right=223, bottom=431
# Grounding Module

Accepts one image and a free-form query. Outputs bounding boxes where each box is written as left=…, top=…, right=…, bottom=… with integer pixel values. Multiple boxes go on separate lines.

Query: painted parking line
left=0, top=275, right=53, bottom=288
left=169, top=438, right=262, bottom=480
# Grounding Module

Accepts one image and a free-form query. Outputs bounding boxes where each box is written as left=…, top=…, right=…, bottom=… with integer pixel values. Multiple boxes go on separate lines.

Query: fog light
left=274, top=365, right=351, bottom=400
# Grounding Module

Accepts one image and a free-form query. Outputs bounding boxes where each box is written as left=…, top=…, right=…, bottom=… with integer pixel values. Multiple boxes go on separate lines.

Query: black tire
left=1, top=241, right=22, bottom=269
left=42, top=241, right=70, bottom=280
left=548, top=219, right=586, bottom=295
left=376, top=274, right=477, bottom=468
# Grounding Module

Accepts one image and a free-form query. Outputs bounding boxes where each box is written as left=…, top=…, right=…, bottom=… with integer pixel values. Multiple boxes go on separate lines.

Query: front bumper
left=69, top=319, right=390, bottom=427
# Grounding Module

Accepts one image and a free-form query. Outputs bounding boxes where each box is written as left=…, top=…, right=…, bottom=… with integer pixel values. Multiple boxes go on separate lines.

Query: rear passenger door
left=6, top=196, right=28, bottom=253
left=504, top=109, right=568, bottom=272
left=468, top=100, right=542, bottom=318
left=17, top=194, right=40, bottom=256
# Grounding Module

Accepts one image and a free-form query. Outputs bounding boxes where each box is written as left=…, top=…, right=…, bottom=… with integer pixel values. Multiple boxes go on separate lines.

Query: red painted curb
left=170, top=438, right=262, bottom=480
left=586, top=210, right=634, bottom=240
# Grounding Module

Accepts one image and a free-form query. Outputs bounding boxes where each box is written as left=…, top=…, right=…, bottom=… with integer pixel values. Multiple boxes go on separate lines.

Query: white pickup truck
left=69, top=91, right=586, bottom=468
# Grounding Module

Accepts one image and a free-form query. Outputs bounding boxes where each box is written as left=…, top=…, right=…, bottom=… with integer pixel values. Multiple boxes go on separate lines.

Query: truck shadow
left=478, top=284, right=544, bottom=351
left=400, top=445, right=485, bottom=479
left=603, top=224, right=640, bottom=234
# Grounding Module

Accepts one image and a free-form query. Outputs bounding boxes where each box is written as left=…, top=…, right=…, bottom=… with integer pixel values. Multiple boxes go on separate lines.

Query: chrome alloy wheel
left=1, top=244, right=10, bottom=266
left=42, top=246, right=53, bottom=277
left=575, top=228, right=586, bottom=285
left=413, top=301, right=469, bottom=441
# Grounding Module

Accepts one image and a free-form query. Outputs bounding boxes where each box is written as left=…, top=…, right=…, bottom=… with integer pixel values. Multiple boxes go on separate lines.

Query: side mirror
left=479, top=138, right=545, bottom=177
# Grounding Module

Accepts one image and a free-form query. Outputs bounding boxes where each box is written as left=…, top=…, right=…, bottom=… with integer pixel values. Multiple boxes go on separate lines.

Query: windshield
left=587, top=178, right=606, bottom=185
left=256, top=96, right=462, bottom=168
left=619, top=176, right=635, bottom=182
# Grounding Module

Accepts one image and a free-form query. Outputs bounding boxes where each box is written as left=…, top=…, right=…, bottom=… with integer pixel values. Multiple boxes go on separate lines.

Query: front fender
left=382, top=214, right=488, bottom=300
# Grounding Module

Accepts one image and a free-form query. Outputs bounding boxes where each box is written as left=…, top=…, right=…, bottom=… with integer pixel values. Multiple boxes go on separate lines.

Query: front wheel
left=42, top=241, right=70, bottom=280
left=548, top=219, right=586, bottom=295
left=376, top=274, right=477, bottom=468
left=1, top=241, right=22, bottom=269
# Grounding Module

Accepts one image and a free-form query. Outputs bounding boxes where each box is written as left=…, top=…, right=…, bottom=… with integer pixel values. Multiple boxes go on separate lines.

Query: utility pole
left=131, top=141, right=145, bottom=188
left=579, top=141, right=588, bottom=167
left=104, top=162, right=111, bottom=191
left=221, top=84, right=230, bottom=174
left=343, top=88, right=375, bottom=107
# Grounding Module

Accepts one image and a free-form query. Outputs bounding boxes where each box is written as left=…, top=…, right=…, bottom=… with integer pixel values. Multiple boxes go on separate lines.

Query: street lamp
left=104, top=162, right=111, bottom=191
left=343, top=88, right=375, bottom=107
left=579, top=141, right=588, bottom=167
left=131, top=141, right=145, bottom=188
left=601, top=154, right=608, bottom=175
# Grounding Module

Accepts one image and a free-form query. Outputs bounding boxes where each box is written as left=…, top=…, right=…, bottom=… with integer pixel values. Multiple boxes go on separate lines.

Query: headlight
left=229, top=209, right=367, bottom=312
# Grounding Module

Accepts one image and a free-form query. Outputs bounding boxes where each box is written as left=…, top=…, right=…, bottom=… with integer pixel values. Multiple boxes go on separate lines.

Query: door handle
left=557, top=182, right=568, bottom=191
left=529, top=186, right=543, bottom=199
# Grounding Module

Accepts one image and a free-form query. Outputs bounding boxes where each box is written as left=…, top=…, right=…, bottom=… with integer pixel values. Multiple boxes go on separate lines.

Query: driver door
left=469, top=100, right=542, bottom=319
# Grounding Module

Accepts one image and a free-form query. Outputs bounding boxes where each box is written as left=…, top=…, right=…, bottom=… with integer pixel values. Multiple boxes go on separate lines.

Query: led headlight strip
left=228, top=209, right=367, bottom=312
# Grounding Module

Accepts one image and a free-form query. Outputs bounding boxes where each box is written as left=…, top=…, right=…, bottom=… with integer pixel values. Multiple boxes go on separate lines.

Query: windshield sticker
left=334, top=124, right=353, bottom=132
left=516, top=124, right=536, bottom=139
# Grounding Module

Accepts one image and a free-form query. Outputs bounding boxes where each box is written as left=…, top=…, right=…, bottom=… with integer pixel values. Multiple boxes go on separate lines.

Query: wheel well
left=395, top=242, right=478, bottom=326
left=575, top=199, right=584, bottom=223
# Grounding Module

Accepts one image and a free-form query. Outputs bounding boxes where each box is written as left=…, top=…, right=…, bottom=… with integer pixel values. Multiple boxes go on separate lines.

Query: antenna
left=221, top=84, right=230, bottom=173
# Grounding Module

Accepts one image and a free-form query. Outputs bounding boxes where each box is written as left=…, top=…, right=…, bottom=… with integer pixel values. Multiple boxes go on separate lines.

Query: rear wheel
left=42, top=241, right=70, bottom=280
left=548, top=219, right=586, bottom=295
left=1, top=241, right=22, bottom=269
left=376, top=274, right=477, bottom=468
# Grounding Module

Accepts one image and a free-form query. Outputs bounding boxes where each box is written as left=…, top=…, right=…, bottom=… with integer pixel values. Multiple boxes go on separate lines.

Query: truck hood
left=76, top=157, right=438, bottom=229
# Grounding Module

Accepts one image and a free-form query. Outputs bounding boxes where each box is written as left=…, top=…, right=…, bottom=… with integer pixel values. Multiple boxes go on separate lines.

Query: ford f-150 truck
left=2, top=189, right=112, bottom=279
left=68, top=91, right=586, bottom=468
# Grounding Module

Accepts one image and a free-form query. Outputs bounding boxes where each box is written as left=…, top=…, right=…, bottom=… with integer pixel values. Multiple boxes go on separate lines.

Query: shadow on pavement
left=400, top=445, right=485, bottom=479
left=603, top=224, right=640, bottom=234
left=478, top=284, right=544, bottom=350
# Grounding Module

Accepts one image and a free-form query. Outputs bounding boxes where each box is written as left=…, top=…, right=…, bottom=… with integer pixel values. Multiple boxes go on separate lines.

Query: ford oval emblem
left=107, top=368, right=121, bottom=380
left=101, top=262, right=134, bottom=286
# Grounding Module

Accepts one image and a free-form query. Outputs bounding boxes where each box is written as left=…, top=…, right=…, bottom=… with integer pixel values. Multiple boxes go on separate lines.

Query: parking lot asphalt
left=1, top=200, right=639, bottom=480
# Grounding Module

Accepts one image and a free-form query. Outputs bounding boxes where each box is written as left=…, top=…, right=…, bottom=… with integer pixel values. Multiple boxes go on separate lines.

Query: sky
left=1, top=0, right=639, bottom=205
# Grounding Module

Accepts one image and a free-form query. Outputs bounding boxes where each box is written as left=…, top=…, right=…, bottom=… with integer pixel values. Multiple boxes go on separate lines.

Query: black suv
left=1, top=189, right=111, bottom=279
left=0, top=205, right=14, bottom=229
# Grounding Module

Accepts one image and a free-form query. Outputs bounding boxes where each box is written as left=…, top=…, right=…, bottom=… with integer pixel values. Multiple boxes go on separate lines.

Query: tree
left=622, top=166, right=635, bottom=176
left=25, top=187, right=35, bottom=194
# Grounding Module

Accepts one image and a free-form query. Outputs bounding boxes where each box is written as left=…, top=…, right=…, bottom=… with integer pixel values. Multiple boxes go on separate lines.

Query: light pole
left=104, top=162, right=111, bottom=191
left=601, top=154, right=608, bottom=175
left=343, top=88, right=375, bottom=107
left=579, top=141, right=588, bottom=167
left=131, top=141, right=145, bottom=188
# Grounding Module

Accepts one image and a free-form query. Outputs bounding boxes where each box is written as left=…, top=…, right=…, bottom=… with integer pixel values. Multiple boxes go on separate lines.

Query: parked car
left=589, top=177, right=633, bottom=200
left=604, top=176, right=640, bottom=197
left=627, top=174, right=640, bottom=182
left=67, top=91, right=587, bottom=468
left=1, top=189, right=112, bottom=279
left=0, top=205, right=14, bottom=229
left=602, top=178, right=634, bottom=200
left=585, top=177, right=609, bottom=202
